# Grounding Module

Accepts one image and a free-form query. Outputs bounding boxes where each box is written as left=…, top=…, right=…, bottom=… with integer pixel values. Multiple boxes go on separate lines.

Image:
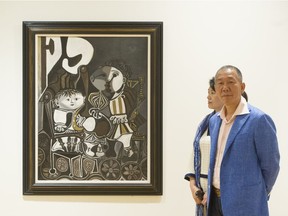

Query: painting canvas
left=23, top=22, right=162, bottom=195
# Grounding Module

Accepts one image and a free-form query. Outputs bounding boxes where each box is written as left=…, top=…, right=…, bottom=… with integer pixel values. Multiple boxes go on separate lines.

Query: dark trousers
left=208, top=187, right=223, bottom=216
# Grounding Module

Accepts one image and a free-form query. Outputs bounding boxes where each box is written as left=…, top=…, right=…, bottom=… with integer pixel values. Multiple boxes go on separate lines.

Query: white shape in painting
left=62, top=37, right=94, bottom=74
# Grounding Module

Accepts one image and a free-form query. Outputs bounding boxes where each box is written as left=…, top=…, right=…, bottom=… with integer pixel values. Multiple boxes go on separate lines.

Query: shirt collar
left=218, top=96, right=249, bottom=122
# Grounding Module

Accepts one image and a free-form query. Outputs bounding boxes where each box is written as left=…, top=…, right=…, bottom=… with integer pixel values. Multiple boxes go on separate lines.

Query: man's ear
left=241, top=82, right=246, bottom=93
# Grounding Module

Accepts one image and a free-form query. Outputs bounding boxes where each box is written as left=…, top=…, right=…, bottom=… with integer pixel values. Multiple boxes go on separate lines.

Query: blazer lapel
left=223, top=114, right=250, bottom=155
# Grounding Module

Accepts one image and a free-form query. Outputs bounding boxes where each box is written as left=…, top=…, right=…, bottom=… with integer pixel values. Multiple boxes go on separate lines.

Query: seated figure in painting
left=52, top=88, right=87, bottom=153
left=53, top=88, right=86, bottom=133
left=90, top=64, right=135, bottom=157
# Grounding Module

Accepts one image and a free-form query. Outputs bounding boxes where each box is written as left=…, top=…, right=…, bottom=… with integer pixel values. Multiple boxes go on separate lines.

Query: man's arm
left=254, top=114, right=280, bottom=194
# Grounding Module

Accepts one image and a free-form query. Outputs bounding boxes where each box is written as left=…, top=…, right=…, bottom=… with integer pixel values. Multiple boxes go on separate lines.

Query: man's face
left=215, top=68, right=245, bottom=107
left=56, top=93, right=85, bottom=110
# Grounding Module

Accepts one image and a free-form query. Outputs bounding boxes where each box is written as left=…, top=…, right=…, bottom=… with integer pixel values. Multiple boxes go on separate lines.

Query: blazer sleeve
left=254, top=114, right=280, bottom=194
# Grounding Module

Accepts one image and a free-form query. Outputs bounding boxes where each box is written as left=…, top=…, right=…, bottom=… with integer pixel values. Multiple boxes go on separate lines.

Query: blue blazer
left=207, top=104, right=280, bottom=216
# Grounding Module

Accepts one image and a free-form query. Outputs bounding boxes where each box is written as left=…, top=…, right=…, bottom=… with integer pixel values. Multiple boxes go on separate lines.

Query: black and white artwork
left=37, top=36, right=149, bottom=182
left=23, top=22, right=162, bottom=195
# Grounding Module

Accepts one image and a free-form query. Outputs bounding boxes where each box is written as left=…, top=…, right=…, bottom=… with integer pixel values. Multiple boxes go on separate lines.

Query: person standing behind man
left=207, top=65, right=280, bottom=216
left=185, top=77, right=223, bottom=216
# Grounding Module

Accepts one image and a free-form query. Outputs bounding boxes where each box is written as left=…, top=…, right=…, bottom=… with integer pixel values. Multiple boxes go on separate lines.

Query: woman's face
left=207, top=87, right=223, bottom=112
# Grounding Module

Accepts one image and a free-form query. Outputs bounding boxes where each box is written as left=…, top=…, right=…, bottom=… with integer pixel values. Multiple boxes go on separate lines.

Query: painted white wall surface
left=1, top=1, right=287, bottom=215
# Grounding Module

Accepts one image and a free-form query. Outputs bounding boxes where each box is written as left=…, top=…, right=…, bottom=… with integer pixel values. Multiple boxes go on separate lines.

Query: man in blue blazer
left=207, top=65, right=280, bottom=216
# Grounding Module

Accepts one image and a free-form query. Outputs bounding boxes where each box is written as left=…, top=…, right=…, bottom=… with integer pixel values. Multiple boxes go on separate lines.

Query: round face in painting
left=207, top=87, right=223, bottom=112
left=108, top=67, right=125, bottom=94
left=90, top=66, right=125, bottom=99
left=56, top=92, right=85, bottom=110
left=215, top=68, right=245, bottom=107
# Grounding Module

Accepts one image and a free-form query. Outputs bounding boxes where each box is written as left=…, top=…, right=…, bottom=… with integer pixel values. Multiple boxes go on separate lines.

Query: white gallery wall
left=1, top=0, right=287, bottom=215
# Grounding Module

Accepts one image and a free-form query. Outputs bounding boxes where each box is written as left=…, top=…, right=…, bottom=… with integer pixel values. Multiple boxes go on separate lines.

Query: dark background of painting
left=85, top=37, right=148, bottom=79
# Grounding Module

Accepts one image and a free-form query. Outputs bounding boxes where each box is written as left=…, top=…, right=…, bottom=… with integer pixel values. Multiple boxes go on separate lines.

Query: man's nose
left=222, top=83, right=230, bottom=91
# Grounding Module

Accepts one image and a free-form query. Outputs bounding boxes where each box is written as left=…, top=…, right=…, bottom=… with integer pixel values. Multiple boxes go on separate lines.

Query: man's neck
left=224, top=104, right=238, bottom=121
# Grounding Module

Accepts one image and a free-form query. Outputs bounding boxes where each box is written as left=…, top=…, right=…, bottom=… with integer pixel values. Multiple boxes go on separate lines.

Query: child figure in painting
left=90, top=65, right=134, bottom=157
left=53, top=88, right=86, bottom=133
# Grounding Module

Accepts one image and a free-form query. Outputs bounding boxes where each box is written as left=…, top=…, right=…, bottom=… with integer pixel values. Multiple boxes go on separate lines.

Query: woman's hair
left=209, top=77, right=216, bottom=91
left=242, top=91, right=248, bottom=102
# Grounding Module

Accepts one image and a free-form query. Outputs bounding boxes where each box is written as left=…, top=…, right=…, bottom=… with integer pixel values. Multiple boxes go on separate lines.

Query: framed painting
left=23, top=21, right=163, bottom=195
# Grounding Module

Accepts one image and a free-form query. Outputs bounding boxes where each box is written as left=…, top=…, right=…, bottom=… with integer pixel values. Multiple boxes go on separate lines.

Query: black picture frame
left=23, top=21, right=163, bottom=195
